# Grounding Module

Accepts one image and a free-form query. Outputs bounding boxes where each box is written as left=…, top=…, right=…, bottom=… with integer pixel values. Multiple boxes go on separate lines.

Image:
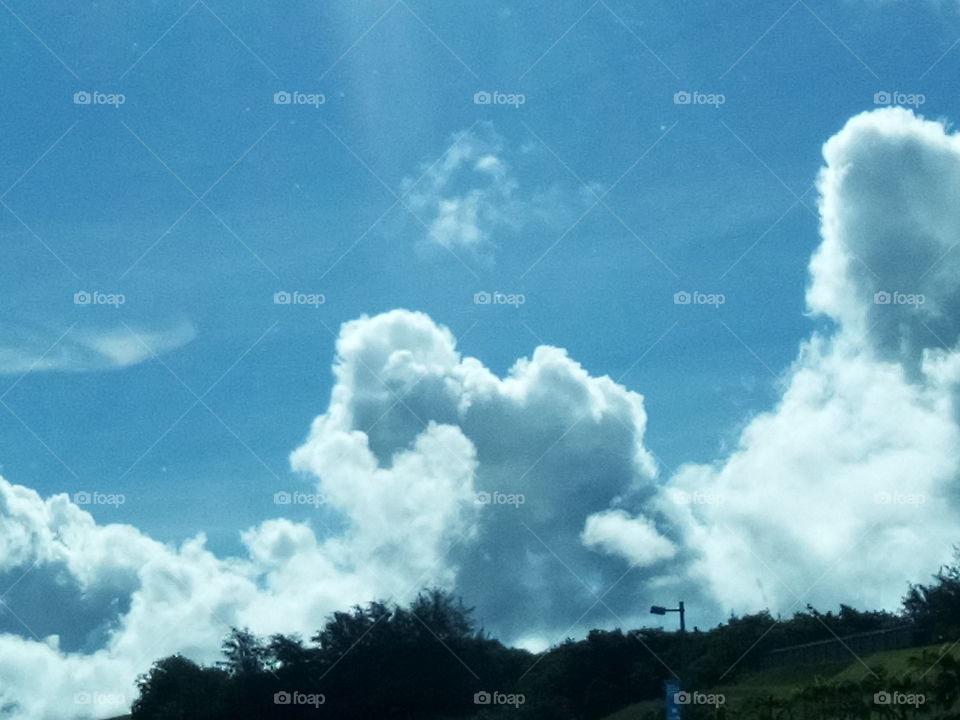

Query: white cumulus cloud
left=658, top=108, right=960, bottom=616
left=0, top=308, right=664, bottom=716
left=582, top=509, right=677, bottom=567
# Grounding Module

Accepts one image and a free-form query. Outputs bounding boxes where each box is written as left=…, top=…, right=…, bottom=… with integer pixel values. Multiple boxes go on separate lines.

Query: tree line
left=130, top=548, right=960, bottom=720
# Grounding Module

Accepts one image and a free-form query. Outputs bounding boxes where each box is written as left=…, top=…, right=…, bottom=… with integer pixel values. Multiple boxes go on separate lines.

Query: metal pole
left=678, top=601, right=685, bottom=632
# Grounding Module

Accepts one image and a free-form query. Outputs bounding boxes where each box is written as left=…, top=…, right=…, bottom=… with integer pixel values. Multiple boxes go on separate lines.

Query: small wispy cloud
left=401, top=124, right=594, bottom=257
left=0, top=321, right=196, bottom=375
left=402, top=126, right=516, bottom=253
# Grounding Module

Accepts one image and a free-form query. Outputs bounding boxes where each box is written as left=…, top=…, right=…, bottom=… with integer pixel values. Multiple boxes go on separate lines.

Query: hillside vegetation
left=127, top=548, right=960, bottom=719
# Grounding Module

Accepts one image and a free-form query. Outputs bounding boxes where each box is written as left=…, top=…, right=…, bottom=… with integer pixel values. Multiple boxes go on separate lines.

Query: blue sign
left=665, top=681, right=682, bottom=720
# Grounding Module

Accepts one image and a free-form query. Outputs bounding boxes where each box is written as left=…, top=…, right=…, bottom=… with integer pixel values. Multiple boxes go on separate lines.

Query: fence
left=759, top=626, right=916, bottom=669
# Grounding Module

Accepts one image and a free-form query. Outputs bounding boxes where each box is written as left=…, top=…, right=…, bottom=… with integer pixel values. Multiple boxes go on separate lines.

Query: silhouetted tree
left=132, top=655, right=228, bottom=720
left=218, top=626, right=267, bottom=675
left=904, top=546, right=960, bottom=643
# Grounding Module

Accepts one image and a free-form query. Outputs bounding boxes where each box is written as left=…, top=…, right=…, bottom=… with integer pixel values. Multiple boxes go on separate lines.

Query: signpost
left=649, top=601, right=685, bottom=631
left=664, top=681, right=682, bottom=720
left=652, top=602, right=687, bottom=719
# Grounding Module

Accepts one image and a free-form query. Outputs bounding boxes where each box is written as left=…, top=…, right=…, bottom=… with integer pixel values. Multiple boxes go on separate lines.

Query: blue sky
left=4, top=1, right=960, bottom=716
left=5, top=0, right=925, bottom=543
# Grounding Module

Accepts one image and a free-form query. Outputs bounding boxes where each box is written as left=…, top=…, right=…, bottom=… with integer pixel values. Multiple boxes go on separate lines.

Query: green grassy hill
left=603, top=642, right=960, bottom=720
